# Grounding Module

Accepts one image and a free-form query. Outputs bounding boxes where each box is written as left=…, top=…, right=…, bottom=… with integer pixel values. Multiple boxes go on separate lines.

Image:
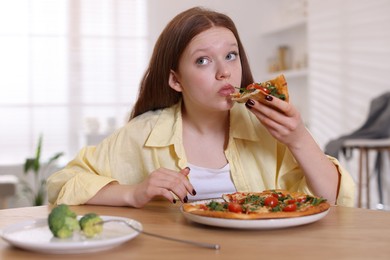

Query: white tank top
left=187, top=163, right=236, bottom=201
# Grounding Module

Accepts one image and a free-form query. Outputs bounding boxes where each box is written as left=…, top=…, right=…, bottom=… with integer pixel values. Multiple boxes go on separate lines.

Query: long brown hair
left=130, top=7, right=254, bottom=119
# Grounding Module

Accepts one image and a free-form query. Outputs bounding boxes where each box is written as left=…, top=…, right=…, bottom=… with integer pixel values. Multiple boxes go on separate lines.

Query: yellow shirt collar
left=145, top=102, right=183, bottom=147
left=145, top=101, right=261, bottom=148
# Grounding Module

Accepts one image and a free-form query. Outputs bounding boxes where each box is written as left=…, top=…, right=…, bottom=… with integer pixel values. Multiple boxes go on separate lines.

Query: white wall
left=308, top=0, right=390, bottom=209
left=146, top=0, right=267, bottom=80
left=308, top=0, right=390, bottom=149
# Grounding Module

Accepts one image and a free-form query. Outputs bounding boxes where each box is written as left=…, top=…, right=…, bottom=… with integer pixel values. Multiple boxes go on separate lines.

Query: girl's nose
left=216, top=64, right=231, bottom=80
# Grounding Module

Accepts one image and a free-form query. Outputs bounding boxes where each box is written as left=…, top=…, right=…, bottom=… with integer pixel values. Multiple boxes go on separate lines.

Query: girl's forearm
left=86, top=182, right=139, bottom=207
left=288, top=131, right=339, bottom=204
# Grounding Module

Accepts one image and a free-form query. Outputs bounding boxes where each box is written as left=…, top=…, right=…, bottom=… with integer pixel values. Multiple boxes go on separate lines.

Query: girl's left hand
left=245, top=96, right=308, bottom=149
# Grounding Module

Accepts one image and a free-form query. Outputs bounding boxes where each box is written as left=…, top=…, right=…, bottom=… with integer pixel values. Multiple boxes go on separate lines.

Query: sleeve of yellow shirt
left=47, top=143, right=117, bottom=205
left=328, top=156, right=356, bottom=207
left=47, top=106, right=183, bottom=206
left=275, top=150, right=355, bottom=207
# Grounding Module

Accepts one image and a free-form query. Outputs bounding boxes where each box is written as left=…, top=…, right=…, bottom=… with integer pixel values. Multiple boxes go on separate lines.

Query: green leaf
left=33, top=135, right=43, bottom=173
left=239, top=88, right=256, bottom=94
left=271, top=205, right=282, bottom=212
left=22, top=134, right=63, bottom=206
left=24, top=158, right=36, bottom=174
left=311, top=197, right=327, bottom=206
left=34, top=194, right=44, bottom=206
left=47, top=152, right=64, bottom=165
left=34, top=180, right=47, bottom=206
left=207, top=201, right=226, bottom=211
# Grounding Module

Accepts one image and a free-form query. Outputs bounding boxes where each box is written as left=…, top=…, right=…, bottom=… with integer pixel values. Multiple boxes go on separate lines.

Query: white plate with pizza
left=181, top=190, right=331, bottom=229
left=0, top=216, right=141, bottom=254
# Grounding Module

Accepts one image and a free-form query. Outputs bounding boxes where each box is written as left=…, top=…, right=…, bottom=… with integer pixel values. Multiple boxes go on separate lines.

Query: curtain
left=0, top=0, right=148, bottom=164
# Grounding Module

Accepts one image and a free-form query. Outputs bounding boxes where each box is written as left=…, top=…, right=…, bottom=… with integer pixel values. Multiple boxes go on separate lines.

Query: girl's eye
left=196, top=57, right=210, bottom=65
left=226, top=51, right=238, bottom=61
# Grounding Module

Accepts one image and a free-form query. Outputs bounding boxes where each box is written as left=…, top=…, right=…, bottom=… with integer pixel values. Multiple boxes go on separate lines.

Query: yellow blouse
left=47, top=102, right=355, bottom=206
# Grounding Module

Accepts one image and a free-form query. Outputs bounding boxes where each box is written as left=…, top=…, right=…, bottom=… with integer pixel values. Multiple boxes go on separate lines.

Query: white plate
left=0, top=216, right=142, bottom=254
left=181, top=199, right=330, bottom=230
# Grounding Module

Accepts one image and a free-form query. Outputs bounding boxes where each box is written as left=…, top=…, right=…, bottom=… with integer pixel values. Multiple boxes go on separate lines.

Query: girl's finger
left=180, top=167, right=196, bottom=196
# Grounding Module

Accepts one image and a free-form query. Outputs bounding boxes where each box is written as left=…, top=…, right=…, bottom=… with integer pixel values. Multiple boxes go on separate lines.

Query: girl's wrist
left=286, top=128, right=311, bottom=152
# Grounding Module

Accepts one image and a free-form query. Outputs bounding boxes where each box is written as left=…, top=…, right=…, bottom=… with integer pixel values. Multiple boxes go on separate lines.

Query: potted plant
left=22, top=135, right=64, bottom=206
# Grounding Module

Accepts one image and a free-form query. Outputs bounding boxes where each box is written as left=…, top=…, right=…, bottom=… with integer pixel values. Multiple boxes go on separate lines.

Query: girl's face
left=169, top=27, right=242, bottom=113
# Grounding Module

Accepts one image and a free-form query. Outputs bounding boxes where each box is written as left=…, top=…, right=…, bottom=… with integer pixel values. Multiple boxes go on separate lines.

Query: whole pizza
left=182, top=189, right=330, bottom=219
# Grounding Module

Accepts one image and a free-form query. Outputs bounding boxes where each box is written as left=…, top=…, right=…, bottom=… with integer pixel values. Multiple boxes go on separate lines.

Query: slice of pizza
left=231, top=74, right=289, bottom=103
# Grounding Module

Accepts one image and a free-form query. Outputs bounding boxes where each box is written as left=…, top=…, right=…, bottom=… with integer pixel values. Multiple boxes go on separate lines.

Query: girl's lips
left=218, top=85, right=235, bottom=97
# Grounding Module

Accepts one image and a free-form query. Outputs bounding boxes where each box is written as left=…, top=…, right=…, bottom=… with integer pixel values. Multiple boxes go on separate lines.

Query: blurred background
left=0, top=0, right=389, bottom=208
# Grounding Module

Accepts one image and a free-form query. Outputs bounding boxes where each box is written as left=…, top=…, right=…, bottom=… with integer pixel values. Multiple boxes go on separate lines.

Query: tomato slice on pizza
left=182, top=190, right=330, bottom=220
left=231, top=74, right=289, bottom=103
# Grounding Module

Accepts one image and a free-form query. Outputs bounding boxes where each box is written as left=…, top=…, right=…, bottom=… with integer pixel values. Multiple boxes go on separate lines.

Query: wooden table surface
left=1, top=201, right=390, bottom=259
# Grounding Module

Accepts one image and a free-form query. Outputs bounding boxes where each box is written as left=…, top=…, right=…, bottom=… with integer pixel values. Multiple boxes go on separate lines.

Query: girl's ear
left=168, top=70, right=183, bottom=92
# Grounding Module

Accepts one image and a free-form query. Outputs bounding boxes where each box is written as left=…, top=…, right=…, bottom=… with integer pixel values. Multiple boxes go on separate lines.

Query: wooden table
left=1, top=201, right=390, bottom=259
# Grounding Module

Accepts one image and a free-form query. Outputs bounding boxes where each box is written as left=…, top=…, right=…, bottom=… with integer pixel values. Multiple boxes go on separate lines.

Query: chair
left=342, top=138, right=390, bottom=208
left=325, top=92, right=390, bottom=208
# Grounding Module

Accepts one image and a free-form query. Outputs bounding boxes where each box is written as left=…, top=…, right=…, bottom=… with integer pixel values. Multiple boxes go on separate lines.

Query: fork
left=95, top=219, right=220, bottom=250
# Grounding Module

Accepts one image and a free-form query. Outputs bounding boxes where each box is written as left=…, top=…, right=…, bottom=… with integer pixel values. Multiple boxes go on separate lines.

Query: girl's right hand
left=132, top=167, right=194, bottom=207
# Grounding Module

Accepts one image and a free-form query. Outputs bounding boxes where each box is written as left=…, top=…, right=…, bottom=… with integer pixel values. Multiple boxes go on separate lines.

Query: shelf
left=261, top=17, right=307, bottom=36
left=258, top=3, right=309, bottom=126
left=265, top=69, right=308, bottom=80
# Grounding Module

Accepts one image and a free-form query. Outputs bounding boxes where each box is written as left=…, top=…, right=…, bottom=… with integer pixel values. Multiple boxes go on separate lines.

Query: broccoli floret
left=48, top=204, right=80, bottom=238
left=79, top=213, right=103, bottom=238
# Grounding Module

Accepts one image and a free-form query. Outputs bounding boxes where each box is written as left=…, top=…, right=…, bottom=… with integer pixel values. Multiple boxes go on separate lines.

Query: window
left=0, top=0, right=148, bottom=164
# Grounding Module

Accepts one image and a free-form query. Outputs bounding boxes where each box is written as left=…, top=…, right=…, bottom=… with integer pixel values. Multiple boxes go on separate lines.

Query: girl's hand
left=245, top=96, right=308, bottom=149
left=245, top=96, right=339, bottom=204
left=132, top=167, right=194, bottom=207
